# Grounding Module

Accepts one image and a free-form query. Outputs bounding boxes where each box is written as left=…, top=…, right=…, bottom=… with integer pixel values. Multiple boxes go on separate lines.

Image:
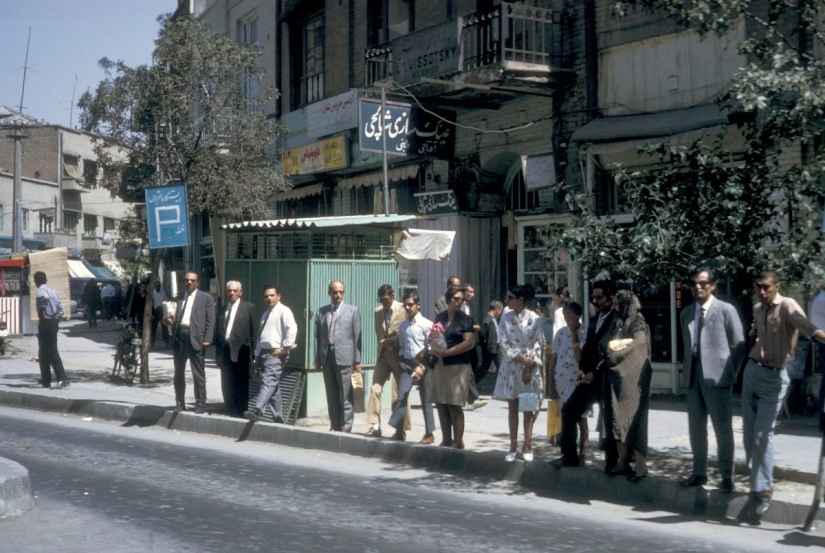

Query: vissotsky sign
left=392, top=19, right=463, bottom=86
left=358, top=99, right=455, bottom=160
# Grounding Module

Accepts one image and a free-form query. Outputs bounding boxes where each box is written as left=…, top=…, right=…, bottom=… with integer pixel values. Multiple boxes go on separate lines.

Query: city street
left=1, top=407, right=823, bottom=552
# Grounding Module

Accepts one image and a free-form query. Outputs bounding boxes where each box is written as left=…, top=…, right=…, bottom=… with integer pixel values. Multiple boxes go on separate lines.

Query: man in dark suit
left=314, top=280, right=362, bottom=432
left=164, top=271, right=215, bottom=414
left=215, top=280, right=258, bottom=418
left=433, top=275, right=460, bottom=317
left=552, top=280, right=616, bottom=468
left=679, top=267, right=744, bottom=493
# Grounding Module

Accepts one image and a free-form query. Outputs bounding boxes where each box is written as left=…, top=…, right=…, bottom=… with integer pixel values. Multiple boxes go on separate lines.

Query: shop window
left=367, top=0, right=413, bottom=46
left=292, top=12, right=325, bottom=109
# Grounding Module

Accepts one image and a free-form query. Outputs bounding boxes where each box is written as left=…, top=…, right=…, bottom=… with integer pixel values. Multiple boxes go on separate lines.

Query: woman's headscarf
left=614, top=290, right=642, bottom=326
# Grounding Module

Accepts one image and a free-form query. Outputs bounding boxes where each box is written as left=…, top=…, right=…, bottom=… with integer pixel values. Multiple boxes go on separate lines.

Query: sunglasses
left=691, top=281, right=711, bottom=288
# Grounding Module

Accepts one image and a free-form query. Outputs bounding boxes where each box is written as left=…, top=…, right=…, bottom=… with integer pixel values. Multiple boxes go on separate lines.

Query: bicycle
left=112, top=321, right=142, bottom=382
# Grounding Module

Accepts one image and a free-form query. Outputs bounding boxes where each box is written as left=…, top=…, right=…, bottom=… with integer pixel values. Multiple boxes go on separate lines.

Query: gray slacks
left=254, top=353, right=285, bottom=422
left=322, top=347, right=354, bottom=432
left=686, top=356, right=734, bottom=478
left=390, top=358, right=436, bottom=435
left=741, top=359, right=790, bottom=493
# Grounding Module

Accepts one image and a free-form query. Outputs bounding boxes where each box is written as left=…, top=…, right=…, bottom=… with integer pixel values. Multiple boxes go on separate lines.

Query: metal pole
left=379, top=83, right=391, bottom=217
left=11, top=128, right=25, bottom=253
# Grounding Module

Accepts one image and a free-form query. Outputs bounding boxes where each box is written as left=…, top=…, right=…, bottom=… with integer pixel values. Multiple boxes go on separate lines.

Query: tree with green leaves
left=558, top=0, right=825, bottom=291
left=79, top=14, right=288, bottom=383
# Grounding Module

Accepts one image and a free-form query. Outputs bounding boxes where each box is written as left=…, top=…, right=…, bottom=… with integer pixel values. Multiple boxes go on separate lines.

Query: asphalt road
left=1, top=407, right=823, bottom=553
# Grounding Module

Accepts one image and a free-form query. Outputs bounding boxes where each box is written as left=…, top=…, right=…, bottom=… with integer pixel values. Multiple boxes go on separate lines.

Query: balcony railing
left=365, top=2, right=572, bottom=87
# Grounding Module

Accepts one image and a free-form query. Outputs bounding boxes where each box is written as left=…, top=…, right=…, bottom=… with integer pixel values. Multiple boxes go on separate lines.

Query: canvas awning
left=571, top=104, right=731, bottom=153
left=271, top=184, right=326, bottom=202
left=68, top=259, right=96, bottom=278
left=338, top=165, right=419, bottom=191
left=222, top=214, right=417, bottom=231
left=396, top=229, right=456, bottom=261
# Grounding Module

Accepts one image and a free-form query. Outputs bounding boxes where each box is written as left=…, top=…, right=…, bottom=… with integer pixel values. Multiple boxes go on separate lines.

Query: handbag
left=350, top=371, right=364, bottom=390
left=518, top=391, right=540, bottom=413
left=546, top=398, right=562, bottom=436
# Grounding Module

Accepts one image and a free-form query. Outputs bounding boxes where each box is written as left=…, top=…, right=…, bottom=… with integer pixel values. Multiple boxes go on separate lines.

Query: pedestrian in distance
left=365, top=284, right=410, bottom=439
left=314, top=280, right=362, bottom=433
left=738, top=270, right=825, bottom=522
left=679, top=267, right=745, bottom=494
left=478, top=300, right=503, bottom=375
left=389, top=290, right=438, bottom=443
left=434, top=275, right=461, bottom=317
left=102, top=281, right=117, bottom=320
left=151, top=281, right=170, bottom=348
left=215, top=281, right=259, bottom=418
left=463, top=283, right=488, bottom=411
left=34, top=271, right=69, bottom=390
left=81, top=278, right=101, bottom=329
left=430, top=285, right=475, bottom=449
left=245, top=285, right=296, bottom=424
left=493, top=284, right=544, bottom=462
left=163, top=271, right=216, bottom=414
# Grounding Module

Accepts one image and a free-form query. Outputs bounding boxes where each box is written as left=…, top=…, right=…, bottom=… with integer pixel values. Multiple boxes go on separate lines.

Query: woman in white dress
left=548, top=302, right=589, bottom=463
left=493, top=284, right=544, bottom=462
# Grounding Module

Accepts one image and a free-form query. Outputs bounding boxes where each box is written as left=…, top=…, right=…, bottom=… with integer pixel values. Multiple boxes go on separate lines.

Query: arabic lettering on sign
left=145, top=184, right=190, bottom=249
left=282, top=136, right=348, bottom=176
left=413, top=190, right=459, bottom=215
left=146, top=189, right=181, bottom=203
left=307, top=90, right=359, bottom=140
left=358, top=99, right=456, bottom=160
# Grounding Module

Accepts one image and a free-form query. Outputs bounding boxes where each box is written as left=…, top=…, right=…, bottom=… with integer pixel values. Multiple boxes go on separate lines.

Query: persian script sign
left=358, top=99, right=455, bottom=160
left=414, top=190, right=459, bottom=215
left=282, top=136, right=348, bottom=176
left=145, top=184, right=190, bottom=249
left=307, top=90, right=359, bottom=140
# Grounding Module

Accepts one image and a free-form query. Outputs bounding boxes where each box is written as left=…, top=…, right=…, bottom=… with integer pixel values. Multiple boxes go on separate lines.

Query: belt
left=750, top=358, right=782, bottom=371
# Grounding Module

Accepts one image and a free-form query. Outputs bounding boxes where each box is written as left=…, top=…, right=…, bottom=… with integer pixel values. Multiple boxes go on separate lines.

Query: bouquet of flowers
left=428, top=322, right=448, bottom=353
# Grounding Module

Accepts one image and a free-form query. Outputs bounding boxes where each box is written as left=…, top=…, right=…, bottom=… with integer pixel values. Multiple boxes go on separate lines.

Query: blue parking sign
left=145, top=185, right=190, bottom=249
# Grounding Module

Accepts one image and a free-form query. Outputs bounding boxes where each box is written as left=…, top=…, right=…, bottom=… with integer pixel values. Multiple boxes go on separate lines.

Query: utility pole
left=9, top=127, right=28, bottom=253
left=375, top=82, right=392, bottom=217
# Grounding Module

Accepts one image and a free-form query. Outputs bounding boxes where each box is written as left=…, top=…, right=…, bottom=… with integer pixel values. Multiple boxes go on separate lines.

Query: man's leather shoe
left=173, top=403, right=185, bottom=413
left=550, top=456, right=578, bottom=468
left=391, top=431, right=406, bottom=441
left=194, top=403, right=205, bottom=415
left=365, top=427, right=382, bottom=438
left=754, top=493, right=771, bottom=516
left=244, top=408, right=264, bottom=422
left=720, top=478, right=735, bottom=494
left=680, top=475, right=708, bottom=488
left=419, top=434, right=434, bottom=445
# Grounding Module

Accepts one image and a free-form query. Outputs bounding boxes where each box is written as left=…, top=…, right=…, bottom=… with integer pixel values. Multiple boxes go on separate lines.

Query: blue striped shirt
left=36, top=284, right=64, bottom=319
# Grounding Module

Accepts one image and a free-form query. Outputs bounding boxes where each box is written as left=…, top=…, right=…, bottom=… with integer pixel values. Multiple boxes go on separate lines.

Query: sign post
left=145, top=184, right=190, bottom=250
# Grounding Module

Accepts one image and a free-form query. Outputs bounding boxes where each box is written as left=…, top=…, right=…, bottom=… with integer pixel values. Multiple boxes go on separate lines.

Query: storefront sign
left=523, top=155, right=557, bottom=191
left=307, top=90, right=359, bottom=140
left=145, top=184, right=190, bottom=249
left=392, top=19, right=463, bottom=86
left=282, top=136, right=348, bottom=176
left=359, top=99, right=455, bottom=159
left=414, top=190, right=458, bottom=215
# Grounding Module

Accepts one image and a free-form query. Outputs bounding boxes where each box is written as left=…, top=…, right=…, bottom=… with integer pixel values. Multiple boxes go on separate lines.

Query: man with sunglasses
left=553, top=280, right=616, bottom=468
left=679, top=267, right=744, bottom=494
left=739, top=270, right=825, bottom=522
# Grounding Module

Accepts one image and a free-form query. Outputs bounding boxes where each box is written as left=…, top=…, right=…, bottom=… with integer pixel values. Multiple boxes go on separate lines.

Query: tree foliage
left=560, top=1, right=825, bottom=288
left=78, top=15, right=288, bottom=224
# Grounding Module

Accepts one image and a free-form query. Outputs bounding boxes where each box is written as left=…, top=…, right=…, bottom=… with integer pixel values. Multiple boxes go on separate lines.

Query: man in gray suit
left=164, top=271, right=216, bottom=414
left=679, top=267, right=744, bottom=493
left=314, top=280, right=362, bottom=432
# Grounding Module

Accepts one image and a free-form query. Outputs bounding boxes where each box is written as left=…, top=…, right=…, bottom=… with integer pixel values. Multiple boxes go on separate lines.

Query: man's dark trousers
left=220, top=347, right=251, bottom=417
left=38, top=319, right=67, bottom=387
left=174, top=328, right=206, bottom=405
left=560, top=380, right=597, bottom=464
left=254, top=352, right=285, bottom=422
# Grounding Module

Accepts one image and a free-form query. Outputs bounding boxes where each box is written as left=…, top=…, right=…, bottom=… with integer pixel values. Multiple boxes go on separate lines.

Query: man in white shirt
left=245, top=285, right=297, bottom=423
left=389, top=290, right=437, bottom=444
left=215, top=281, right=258, bottom=418
left=102, top=282, right=117, bottom=320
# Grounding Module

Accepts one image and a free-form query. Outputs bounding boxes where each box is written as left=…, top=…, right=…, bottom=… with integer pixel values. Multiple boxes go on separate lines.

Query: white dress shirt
left=180, top=290, right=197, bottom=327
left=399, top=315, right=433, bottom=359
left=692, top=295, right=714, bottom=354
left=224, top=300, right=239, bottom=341
left=255, top=302, right=298, bottom=356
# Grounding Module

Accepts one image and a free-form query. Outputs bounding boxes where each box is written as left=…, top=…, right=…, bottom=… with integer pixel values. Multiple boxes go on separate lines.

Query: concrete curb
left=1, top=389, right=823, bottom=527
left=0, top=457, right=35, bottom=518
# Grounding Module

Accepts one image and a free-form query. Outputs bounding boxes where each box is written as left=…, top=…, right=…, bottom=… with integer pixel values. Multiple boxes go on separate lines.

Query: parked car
left=69, top=277, right=121, bottom=318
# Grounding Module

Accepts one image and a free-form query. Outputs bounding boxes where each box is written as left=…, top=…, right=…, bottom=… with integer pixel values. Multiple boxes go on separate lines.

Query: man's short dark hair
left=402, top=290, right=420, bottom=304
left=757, top=269, right=780, bottom=284
left=446, top=275, right=460, bottom=287
left=377, top=284, right=394, bottom=297
left=263, top=284, right=280, bottom=294
left=565, top=301, right=584, bottom=317
left=690, top=266, right=717, bottom=284
left=591, top=280, right=615, bottom=297
left=507, top=283, right=536, bottom=303
left=462, top=283, right=475, bottom=292
left=33, top=271, right=46, bottom=285
left=489, top=300, right=503, bottom=310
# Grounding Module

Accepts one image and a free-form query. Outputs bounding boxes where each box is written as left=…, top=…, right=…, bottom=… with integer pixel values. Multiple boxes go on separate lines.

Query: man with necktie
left=679, top=267, right=744, bottom=494
left=164, top=271, right=215, bottom=414
left=314, top=280, right=362, bottom=432
left=215, top=280, right=258, bottom=418
left=245, top=285, right=296, bottom=423
left=365, top=284, right=409, bottom=438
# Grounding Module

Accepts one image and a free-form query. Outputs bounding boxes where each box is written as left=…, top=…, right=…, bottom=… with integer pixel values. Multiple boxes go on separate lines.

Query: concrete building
left=0, top=106, right=134, bottom=274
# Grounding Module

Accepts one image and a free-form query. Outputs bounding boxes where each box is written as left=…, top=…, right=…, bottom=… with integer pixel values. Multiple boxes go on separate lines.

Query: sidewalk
left=0, top=319, right=823, bottom=527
